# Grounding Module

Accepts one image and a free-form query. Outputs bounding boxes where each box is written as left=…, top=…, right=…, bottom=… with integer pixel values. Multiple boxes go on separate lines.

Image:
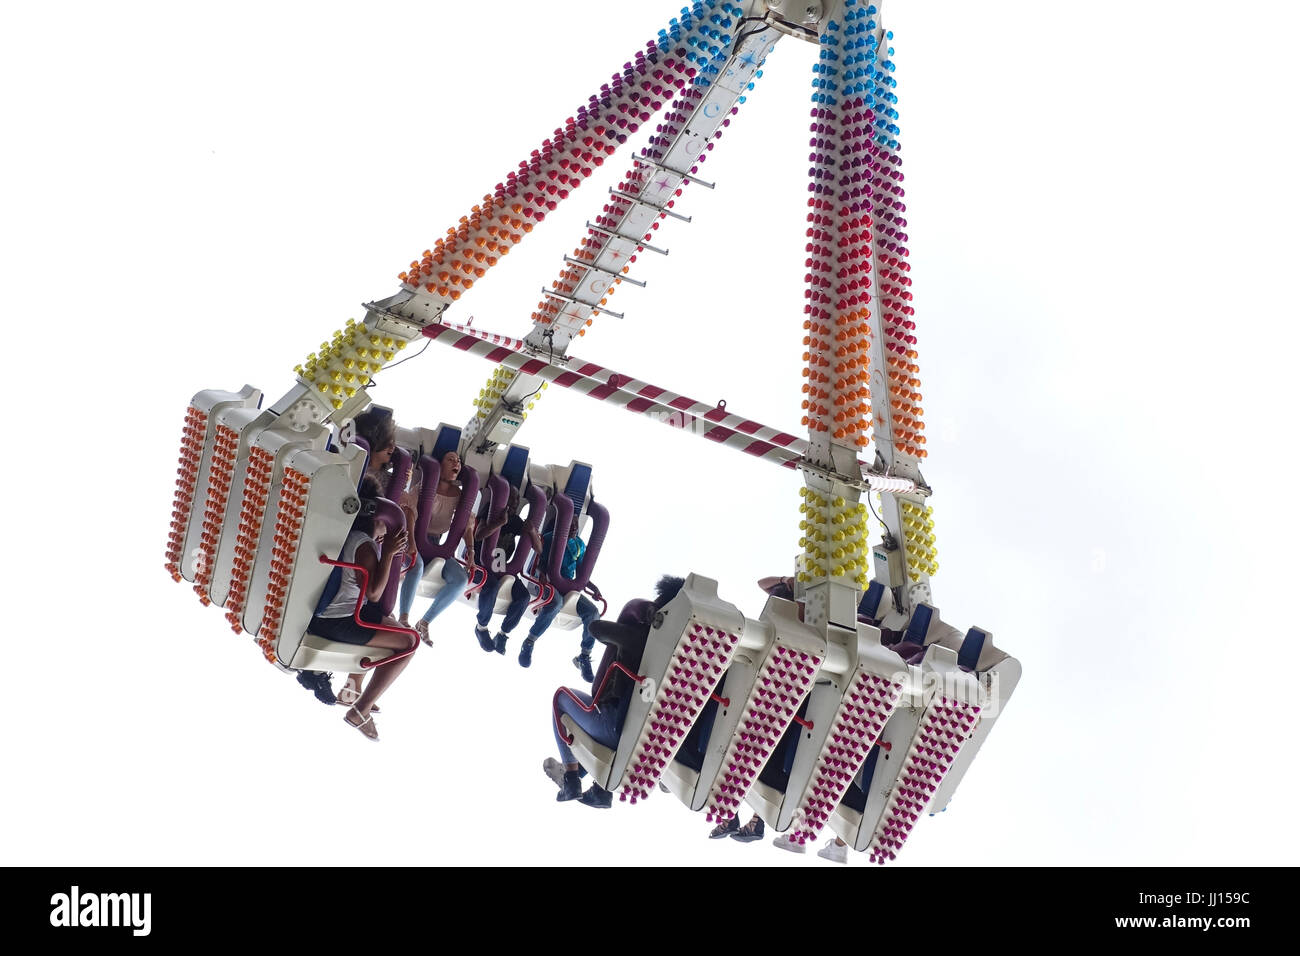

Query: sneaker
left=474, top=625, right=495, bottom=653
left=709, top=815, right=740, bottom=839
left=556, top=769, right=582, bottom=802
left=772, top=833, right=806, bottom=854
left=542, top=757, right=566, bottom=788
left=572, top=653, right=594, bottom=683
left=578, top=784, right=612, bottom=809
left=493, top=632, right=509, bottom=655
left=296, top=670, right=337, bottom=706
left=731, top=815, right=765, bottom=843
left=518, top=636, right=536, bottom=668
left=818, top=839, right=849, bottom=864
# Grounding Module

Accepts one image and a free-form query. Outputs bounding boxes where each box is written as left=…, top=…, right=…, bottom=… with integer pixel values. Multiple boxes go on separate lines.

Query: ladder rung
left=563, top=256, right=647, bottom=288
left=585, top=221, right=669, bottom=256
left=539, top=288, right=625, bottom=320
left=608, top=188, right=693, bottom=223
left=632, top=156, right=716, bottom=190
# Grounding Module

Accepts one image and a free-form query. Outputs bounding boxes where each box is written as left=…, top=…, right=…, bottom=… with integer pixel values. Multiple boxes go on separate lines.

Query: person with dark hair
left=543, top=575, right=685, bottom=808
left=471, top=485, right=543, bottom=655
left=353, top=408, right=397, bottom=476
left=354, top=407, right=425, bottom=631
left=395, top=460, right=425, bottom=630
left=307, top=473, right=415, bottom=741
left=517, top=514, right=602, bottom=676
left=412, top=450, right=477, bottom=645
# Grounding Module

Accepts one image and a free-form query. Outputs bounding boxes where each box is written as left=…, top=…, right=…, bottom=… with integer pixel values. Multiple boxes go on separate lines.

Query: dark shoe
left=578, top=784, right=612, bottom=809
left=709, top=815, right=740, bottom=839
left=573, top=653, right=594, bottom=683
left=556, top=770, right=582, bottom=802
left=494, top=631, right=509, bottom=655
left=518, top=636, right=536, bottom=668
left=297, top=670, right=336, bottom=706
left=731, top=816, right=765, bottom=843
left=474, top=625, right=495, bottom=653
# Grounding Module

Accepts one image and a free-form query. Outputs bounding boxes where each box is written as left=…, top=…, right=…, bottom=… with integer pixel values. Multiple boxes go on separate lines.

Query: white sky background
left=2, top=0, right=1296, bottom=867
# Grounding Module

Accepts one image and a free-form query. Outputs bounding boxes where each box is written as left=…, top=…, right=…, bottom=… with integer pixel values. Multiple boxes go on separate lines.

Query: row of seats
left=558, top=574, right=1018, bottom=861
left=298, top=419, right=611, bottom=671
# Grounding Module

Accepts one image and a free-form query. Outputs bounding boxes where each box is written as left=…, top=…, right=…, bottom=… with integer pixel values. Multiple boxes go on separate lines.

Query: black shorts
left=309, top=604, right=383, bottom=645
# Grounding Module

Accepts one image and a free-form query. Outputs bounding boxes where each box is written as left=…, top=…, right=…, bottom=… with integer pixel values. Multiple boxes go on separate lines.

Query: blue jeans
left=529, top=593, right=598, bottom=653
left=418, top=559, right=469, bottom=624
left=476, top=574, right=531, bottom=631
left=398, top=551, right=424, bottom=618
left=554, top=689, right=624, bottom=767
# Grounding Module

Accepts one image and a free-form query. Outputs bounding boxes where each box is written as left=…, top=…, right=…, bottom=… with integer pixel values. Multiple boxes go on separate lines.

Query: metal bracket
left=795, top=456, right=930, bottom=497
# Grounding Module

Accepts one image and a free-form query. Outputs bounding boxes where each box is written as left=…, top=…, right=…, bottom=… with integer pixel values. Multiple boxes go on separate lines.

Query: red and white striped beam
left=423, top=321, right=917, bottom=494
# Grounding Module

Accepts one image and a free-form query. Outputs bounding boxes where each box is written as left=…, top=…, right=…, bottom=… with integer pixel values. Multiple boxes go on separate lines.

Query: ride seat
left=558, top=574, right=746, bottom=802
left=294, top=495, right=408, bottom=674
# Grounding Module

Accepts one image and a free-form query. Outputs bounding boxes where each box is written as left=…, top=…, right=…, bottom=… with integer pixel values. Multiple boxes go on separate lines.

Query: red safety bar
left=584, top=585, right=608, bottom=619
left=520, top=570, right=555, bottom=612
left=710, top=693, right=731, bottom=708
left=318, top=555, right=420, bottom=668
left=552, top=662, right=646, bottom=745
left=461, top=559, right=488, bottom=597
left=793, top=714, right=815, bottom=731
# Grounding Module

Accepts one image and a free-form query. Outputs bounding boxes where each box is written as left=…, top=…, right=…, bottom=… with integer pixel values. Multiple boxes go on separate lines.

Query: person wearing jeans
left=472, top=485, right=544, bottom=655
left=524, top=592, right=600, bottom=676
left=412, top=451, right=476, bottom=645
left=516, top=516, right=602, bottom=674
left=545, top=575, right=684, bottom=808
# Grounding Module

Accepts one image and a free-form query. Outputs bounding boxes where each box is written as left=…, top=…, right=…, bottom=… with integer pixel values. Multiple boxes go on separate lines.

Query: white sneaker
left=772, top=833, right=806, bottom=854
left=542, top=757, right=566, bottom=788
left=817, top=839, right=849, bottom=864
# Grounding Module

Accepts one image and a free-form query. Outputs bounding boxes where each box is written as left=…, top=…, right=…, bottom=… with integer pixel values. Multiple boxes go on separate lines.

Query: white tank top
left=319, top=530, right=379, bottom=619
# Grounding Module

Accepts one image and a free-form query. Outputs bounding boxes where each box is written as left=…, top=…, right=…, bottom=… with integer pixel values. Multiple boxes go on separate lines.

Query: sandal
left=344, top=706, right=379, bottom=742
left=731, top=815, right=765, bottom=843
left=335, top=683, right=379, bottom=714
left=415, top=619, right=432, bottom=647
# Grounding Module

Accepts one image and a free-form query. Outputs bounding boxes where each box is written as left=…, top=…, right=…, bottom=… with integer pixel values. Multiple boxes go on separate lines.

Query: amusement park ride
left=165, top=0, right=1021, bottom=864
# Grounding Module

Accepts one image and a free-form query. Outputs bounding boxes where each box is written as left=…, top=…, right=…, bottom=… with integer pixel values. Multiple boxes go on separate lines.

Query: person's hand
left=383, top=528, right=408, bottom=558
left=465, top=554, right=477, bottom=578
